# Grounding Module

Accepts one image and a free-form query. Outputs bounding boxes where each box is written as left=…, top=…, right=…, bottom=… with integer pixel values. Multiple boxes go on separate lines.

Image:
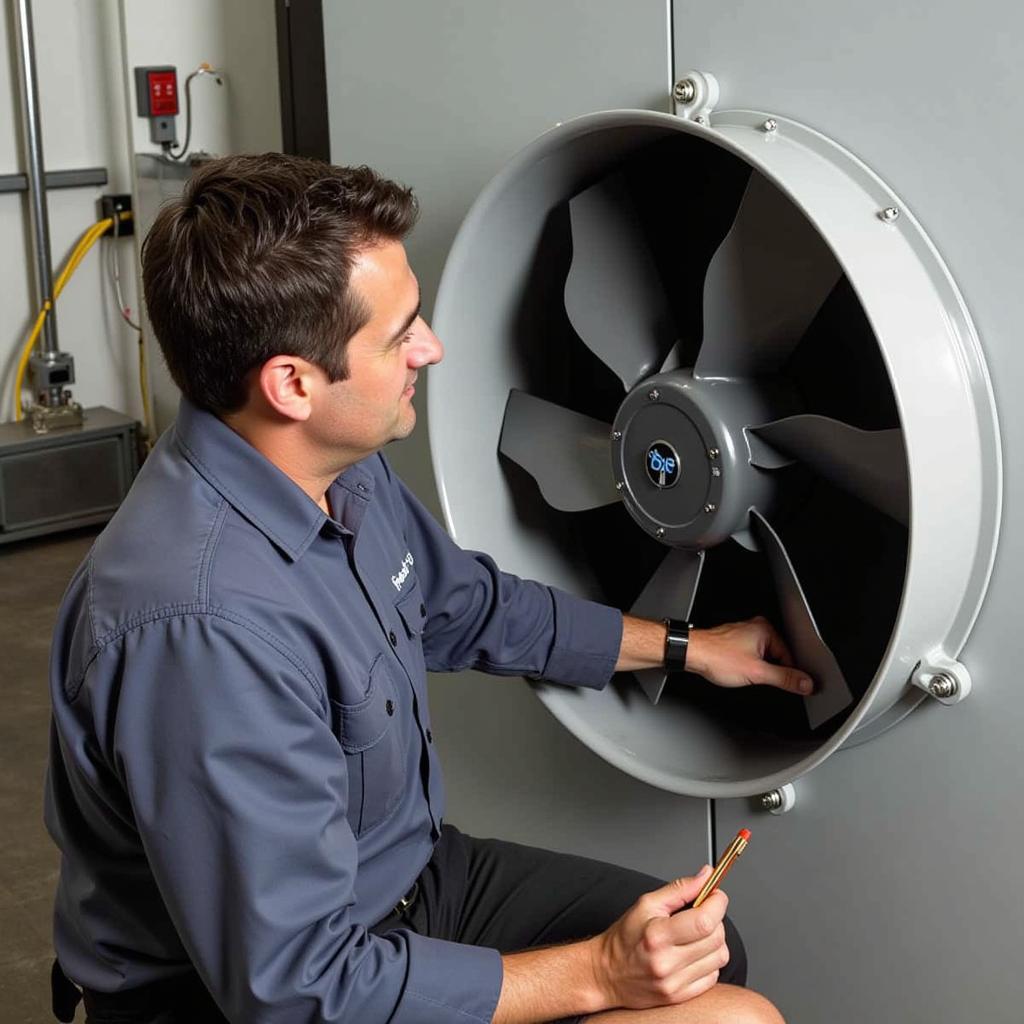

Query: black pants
left=370, top=824, right=748, bottom=1024
left=70, top=825, right=746, bottom=1023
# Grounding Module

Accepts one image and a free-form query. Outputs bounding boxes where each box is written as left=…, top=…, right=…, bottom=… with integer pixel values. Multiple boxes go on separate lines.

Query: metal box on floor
left=0, top=407, right=138, bottom=545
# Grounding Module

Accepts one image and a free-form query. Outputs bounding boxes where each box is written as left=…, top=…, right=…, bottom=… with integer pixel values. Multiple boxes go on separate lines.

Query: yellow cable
left=12, top=213, right=130, bottom=421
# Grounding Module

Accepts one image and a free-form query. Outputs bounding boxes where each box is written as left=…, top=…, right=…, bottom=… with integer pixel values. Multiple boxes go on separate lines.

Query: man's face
left=312, top=240, right=443, bottom=460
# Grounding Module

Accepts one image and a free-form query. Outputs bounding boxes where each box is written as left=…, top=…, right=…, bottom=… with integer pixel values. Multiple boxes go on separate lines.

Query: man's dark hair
left=141, top=152, right=419, bottom=414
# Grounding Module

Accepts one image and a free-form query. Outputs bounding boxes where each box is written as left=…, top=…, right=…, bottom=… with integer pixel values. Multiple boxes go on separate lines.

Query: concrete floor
left=0, top=525, right=100, bottom=1024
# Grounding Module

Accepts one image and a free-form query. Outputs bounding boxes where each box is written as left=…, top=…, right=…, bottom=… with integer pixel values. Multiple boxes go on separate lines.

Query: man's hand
left=588, top=866, right=730, bottom=1010
left=687, top=616, right=812, bottom=695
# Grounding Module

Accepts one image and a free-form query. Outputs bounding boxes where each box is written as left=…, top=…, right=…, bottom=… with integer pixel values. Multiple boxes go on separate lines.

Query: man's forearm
left=614, top=614, right=711, bottom=675
left=494, top=939, right=608, bottom=1024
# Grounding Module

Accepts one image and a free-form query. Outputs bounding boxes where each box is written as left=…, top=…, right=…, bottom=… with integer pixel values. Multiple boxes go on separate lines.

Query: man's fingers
left=759, top=618, right=795, bottom=667
left=646, top=865, right=713, bottom=915
left=658, top=893, right=728, bottom=947
left=751, top=658, right=813, bottom=695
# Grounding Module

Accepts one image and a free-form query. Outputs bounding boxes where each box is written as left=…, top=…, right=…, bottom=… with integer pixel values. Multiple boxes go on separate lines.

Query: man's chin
left=387, top=409, right=417, bottom=444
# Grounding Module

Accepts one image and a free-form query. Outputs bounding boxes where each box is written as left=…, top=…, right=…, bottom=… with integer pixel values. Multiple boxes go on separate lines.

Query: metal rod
left=0, top=167, right=109, bottom=194
left=12, top=0, right=58, bottom=356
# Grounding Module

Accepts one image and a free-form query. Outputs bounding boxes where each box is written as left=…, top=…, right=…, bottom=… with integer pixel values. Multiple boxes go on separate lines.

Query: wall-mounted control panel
left=134, top=65, right=178, bottom=146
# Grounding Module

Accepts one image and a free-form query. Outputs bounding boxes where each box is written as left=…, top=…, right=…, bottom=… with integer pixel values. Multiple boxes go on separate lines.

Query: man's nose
left=409, top=320, right=444, bottom=367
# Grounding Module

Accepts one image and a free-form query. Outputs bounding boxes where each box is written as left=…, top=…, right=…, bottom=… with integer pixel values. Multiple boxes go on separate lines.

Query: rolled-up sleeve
left=101, top=612, right=501, bottom=1023
left=390, top=470, right=623, bottom=690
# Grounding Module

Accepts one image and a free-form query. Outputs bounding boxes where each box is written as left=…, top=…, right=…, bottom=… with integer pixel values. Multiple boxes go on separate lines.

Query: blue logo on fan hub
left=645, top=441, right=681, bottom=488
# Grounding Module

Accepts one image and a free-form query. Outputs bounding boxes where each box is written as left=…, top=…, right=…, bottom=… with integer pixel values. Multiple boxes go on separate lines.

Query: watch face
left=645, top=440, right=681, bottom=489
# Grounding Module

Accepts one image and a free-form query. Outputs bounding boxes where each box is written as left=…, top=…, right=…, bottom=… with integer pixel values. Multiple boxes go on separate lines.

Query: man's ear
left=257, top=355, right=317, bottom=422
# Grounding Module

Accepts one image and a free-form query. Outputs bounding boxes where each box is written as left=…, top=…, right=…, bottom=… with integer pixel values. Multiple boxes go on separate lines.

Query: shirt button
left=388, top=630, right=398, bottom=647
left=426, top=729, right=433, bottom=744
left=386, top=699, right=395, bottom=716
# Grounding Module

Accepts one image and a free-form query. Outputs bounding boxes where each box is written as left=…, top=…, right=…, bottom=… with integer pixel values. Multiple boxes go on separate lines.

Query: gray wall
left=324, top=1, right=1024, bottom=1020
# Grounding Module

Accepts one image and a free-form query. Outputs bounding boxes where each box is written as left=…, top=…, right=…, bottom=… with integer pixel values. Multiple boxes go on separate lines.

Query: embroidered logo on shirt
left=391, top=551, right=415, bottom=591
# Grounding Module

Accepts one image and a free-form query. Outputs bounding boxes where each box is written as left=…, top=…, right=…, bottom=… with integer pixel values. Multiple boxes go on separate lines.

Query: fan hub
left=611, top=370, right=786, bottom=548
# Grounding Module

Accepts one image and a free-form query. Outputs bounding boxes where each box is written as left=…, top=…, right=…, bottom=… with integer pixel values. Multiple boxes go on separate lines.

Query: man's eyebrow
left=391, top=292, right=422, bottom=341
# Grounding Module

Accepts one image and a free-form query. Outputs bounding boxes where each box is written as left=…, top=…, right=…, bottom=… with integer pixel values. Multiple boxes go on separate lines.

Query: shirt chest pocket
left=331, top=655, right=406, bottom=837
left=395, top=581, right=427, bottom=639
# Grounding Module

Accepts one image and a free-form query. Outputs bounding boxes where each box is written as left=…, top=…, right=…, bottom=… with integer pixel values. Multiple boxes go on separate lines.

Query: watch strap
left=663, top=618, right=692, bottom=673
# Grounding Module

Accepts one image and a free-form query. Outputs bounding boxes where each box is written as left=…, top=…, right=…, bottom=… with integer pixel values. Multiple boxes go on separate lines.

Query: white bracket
left=911, top=649, right=972, bottom=706
left=672, top=70, right=719, bottom=126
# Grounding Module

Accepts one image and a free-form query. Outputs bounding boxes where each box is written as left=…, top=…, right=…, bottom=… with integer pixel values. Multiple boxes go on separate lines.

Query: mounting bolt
left=694, top=114, right=707, bottom=125
left=704, top=503, right=717, bottom=513
left=759, top=783, right=796, bottom=814
left=762, top=118, right=778, bottom=133
left=707, top=447, right=720, bottom=459
left=648, top=389, right=660, bottom=402
left=615, top=481, right=624, bottom=491
left=611, top=430, right=622, bottom=440
left=928, top=673, right=959, bottom=700
left=655, top=527, right=666, bottom=538
left=711, top=467, right=722, bottom=477
left=673, top=78, right=696, bottom=104
left=879, top=206, right=900, bottom=223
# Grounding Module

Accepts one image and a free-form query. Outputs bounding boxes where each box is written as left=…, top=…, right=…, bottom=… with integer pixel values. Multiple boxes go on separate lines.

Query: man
left=46, top=154, right=809, bottom=1023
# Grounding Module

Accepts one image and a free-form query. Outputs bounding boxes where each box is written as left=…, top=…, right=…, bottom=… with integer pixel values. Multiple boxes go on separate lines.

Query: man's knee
left=713, top=985, right=786, bottom=1024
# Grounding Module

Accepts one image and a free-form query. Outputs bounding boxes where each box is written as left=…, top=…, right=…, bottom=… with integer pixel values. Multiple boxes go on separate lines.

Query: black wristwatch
left=663, top=618, right=692, bottom=673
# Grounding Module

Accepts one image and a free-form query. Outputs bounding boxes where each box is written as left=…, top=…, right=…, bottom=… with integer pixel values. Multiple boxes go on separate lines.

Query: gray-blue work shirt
left=45, top=398, right=623, bottom=1023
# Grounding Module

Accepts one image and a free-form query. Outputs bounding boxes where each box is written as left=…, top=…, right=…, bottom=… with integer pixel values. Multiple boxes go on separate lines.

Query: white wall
left=0, top=0, right=280, bottom=433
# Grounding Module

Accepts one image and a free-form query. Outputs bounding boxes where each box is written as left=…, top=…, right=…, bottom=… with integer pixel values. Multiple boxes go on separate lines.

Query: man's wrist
left=682, top=627, right=709, bottom=677
left=663, top=618, right=691, bottom=672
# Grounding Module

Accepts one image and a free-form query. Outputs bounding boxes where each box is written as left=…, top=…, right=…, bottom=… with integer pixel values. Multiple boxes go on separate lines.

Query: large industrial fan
left=428, top=95, right=1000, bottom=799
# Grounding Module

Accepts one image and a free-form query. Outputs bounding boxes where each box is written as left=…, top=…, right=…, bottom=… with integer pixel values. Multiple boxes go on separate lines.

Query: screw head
left=694, top=114, right=707, bottom=125
left=760, top=790, right=783, bottom=810
left=711, top=467, right=721, bottom=477
left=655, top=527, right=666, bottom=539
left=673, top=78, right=696, bottom=103
left=611, top=430, right=622, bottom=440
left=928, top=673, right=958, bottom=699
left=762, top=118, right=778, bottom=132
left=879, top=206, right=900, bottom=223
left=647, top=389, right=660, bottom=402
left=704, top=503, right=717, bottom=513
left=615, top=481, right=624, bottom=491
left=708, top=447, right=720, bottom=460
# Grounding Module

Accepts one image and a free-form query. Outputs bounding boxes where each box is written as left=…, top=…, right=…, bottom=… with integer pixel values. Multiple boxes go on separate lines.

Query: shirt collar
left=172, top=398, right=375, bottom=561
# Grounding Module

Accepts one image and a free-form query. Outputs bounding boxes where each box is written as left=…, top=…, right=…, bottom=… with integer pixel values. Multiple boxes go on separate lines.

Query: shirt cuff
left=540, top=588, right=623, bottom=690
left=394, top=931, right=503, bottom=1024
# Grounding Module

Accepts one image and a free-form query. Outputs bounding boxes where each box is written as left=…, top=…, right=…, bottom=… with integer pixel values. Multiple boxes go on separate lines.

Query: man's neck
left=222, top=409, right=359, bottom=516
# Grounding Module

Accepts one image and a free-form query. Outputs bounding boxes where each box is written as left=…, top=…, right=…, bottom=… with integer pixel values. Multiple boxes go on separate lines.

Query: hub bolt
left=704, top=503, right=717, bottom=513
left=611, top=430, right=622, bottom=440
left=879, top=206, right=900, bottom=223
left=762, top=118, right=778, bottom=133
left=655, top=527, right=665, bottom=539
left=648, top=389, right=660, bottom=402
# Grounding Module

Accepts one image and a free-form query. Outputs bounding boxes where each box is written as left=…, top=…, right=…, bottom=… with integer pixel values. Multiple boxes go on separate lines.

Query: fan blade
left=695, top=173, right=841, bottom=379
left=629, top=548, right=705, bottom=705
left=565, top=173, right=676, bottom=390
left=749, top=415, right=908, bottom=525
left=498, top=389, right=619, bottom=512
left=749, top=509, right=854, bottom=729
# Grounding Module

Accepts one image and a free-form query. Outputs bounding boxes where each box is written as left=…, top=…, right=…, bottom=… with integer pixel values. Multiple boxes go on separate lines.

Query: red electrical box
left=147, top=70, right=178, bottom=117
left=135, top=66, right=179, bottom=118
left=134, top=65, right=179, bottom=146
